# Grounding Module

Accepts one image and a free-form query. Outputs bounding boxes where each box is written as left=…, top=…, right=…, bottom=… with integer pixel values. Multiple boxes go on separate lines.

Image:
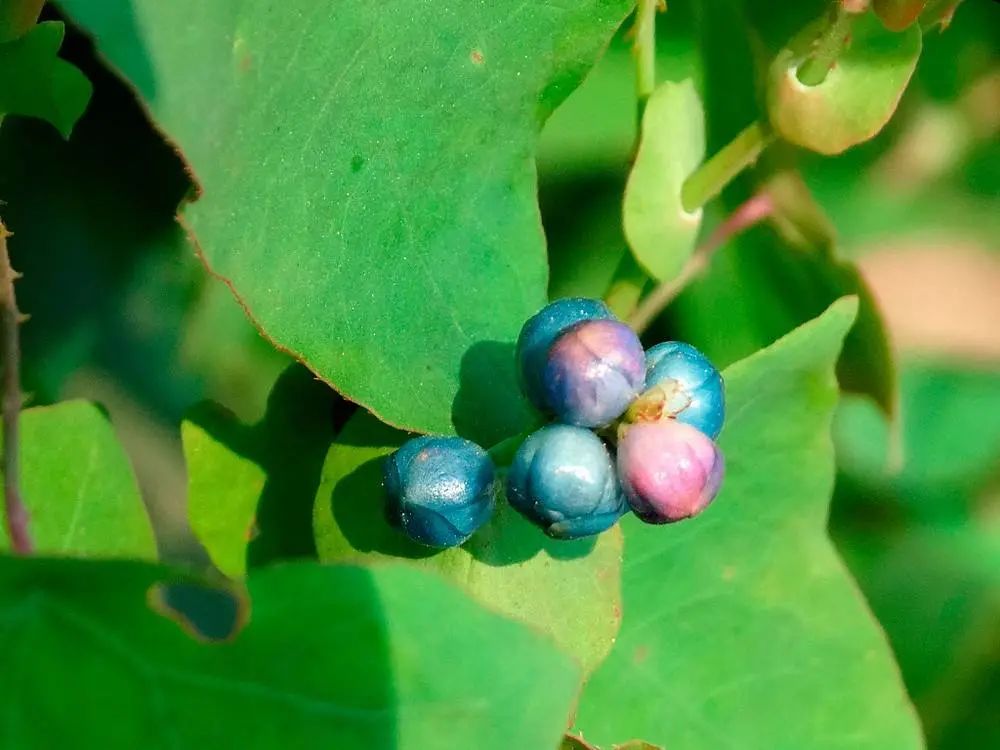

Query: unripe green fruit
left=766, top=12, right=922, bottom=155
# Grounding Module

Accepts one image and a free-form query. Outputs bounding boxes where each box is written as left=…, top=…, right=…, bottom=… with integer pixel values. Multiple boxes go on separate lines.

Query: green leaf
left=0, top=21, right=91, bottom=137
left=59, top=0, right=634, bottom=443
left=314, top=409, right=623, bottom=675
left=184, top=420, right=266, bottom=577
left=573, top=299, right=925, bottom=749
left=0, top=400, right=155, bottom=559
left=767, top=11, right=922, bottom=155
left=624, top=79, right=705, bottom=282
left=0, top=556, right=581, bottom=749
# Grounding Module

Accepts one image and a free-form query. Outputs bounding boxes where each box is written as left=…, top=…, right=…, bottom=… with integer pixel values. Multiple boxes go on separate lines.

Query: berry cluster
left=383, top=298, right=726, bottom=548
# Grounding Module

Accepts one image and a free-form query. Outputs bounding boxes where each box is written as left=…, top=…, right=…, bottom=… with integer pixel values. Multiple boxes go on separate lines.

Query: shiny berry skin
left=643, top=341, right=725, bottom=439
left=383, top=436, right=496, bottom=548
left=506, top=425, right=627, bottom=539
left=617, top=421, right=724, bottom=524
left=542, top=319, right=645, bottom=428
left=516, top=298, right=614, bottom=410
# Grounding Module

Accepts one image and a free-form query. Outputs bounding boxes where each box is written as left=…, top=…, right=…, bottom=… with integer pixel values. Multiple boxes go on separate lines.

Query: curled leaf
left=767, top=12, right=921, bottom=155
left=623, top=79, right=705, bottom=282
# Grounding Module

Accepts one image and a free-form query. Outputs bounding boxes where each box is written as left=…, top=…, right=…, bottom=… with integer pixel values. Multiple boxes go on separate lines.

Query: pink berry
left=617, top=421, right=724, bottom=524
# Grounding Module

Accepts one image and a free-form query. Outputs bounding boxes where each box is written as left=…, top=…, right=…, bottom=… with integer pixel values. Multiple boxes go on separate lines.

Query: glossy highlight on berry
left=383, top=436, right=496, bottom=548
left=643, top=341, right=725, bottom=438
left=543, top=318, right=645, bottom=428
left=506, top=424, right=627, bottom=539
left=617, top=420, right=724, bottom=524
left=515, top=297, right=614, bottom=410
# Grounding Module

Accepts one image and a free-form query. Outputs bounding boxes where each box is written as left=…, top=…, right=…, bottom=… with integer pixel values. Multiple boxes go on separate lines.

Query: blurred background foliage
left=0, top=1, right=996, bottom=747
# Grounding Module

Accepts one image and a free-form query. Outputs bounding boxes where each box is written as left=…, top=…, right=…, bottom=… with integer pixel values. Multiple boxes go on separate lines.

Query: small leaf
left=184, top=419, right=266, bottom=578
left=624, top=79, right=705, bottom=282
left=767, top=12, right=922, bottom=155
left=0, top=400, right=156, bottom=559
left=0, top=21, right=91, bottom=137
left=0, top=557, right=581, bottom=749
left=314, top=410, right=623, bottom=675
left=573, top=300, right=924, bottom=749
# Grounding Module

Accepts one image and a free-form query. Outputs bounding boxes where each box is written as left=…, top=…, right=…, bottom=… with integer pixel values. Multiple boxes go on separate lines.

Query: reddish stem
left=628, top=192, right=775, bottom=334
left=0, top=221, right=32, bottom=555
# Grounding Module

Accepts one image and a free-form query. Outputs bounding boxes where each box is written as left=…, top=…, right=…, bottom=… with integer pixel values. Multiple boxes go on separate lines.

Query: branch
left=0, top=221, right=32, bottom=554
left=627, top=192, right=775, bottom=335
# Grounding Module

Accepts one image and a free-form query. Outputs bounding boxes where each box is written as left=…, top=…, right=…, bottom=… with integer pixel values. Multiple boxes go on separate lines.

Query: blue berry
left=383, top=436, right=496, bottom=548
left=516, top=297, right=614, bottom=410
left=506, top=425, right=627, bottom=539
left=617, top=421, right=724, bottom=524
left=543, top=319, right=645, bottom=428
left=643, top=341, right=725, bottom=439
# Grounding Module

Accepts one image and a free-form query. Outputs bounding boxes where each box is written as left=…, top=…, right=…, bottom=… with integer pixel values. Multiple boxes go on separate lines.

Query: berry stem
left=628, top=192, right=775, bottom=334
left=632, top=0, right=663, bottom=127
left=797, top=2, right=859, bottom=87
left=680, top=120, right=774, bottom=212
left=0, top=219, right=32, bottom=555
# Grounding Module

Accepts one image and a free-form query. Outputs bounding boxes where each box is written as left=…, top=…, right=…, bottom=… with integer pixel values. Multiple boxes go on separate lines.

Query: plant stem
left=628, top=192, right=775, bottom=334
left=680, top=121, right=773, bottom=212
left=0, top=220, right=32, bottom=554
left=632, top=0, right=661, bottom=126
left=797, top=3, right=857, bottom=86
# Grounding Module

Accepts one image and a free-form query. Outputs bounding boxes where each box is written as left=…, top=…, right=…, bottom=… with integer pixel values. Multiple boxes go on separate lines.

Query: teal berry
left=506, top=424, right=627, bottom=539
left=543, top=318, right=646, bottom=428
left=516, top=297, right=614, bottom=410
left=383, top=436, right=496, bottom=548
left=643, top=341, right=725, bottom=439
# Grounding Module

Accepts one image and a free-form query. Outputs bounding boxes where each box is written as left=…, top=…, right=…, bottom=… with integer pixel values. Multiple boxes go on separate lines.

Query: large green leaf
left=573, top=299, right=924, bottom=749
left=0, top=556, right=580, bottom=749
left=313, top=410, right=623, bottom=675
left=60, top=0, right=634, bottom=443
left=0, top=21, right=91, bottom=137
left=0, top=400, right=155, bottom=558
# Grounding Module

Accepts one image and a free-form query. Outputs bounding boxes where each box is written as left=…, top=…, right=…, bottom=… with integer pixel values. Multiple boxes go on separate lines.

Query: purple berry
left=542, top=319, right=645, bottom=428
left=617, top=421, right=724, bottom=524
left=515, top=298, right=615, bottom=410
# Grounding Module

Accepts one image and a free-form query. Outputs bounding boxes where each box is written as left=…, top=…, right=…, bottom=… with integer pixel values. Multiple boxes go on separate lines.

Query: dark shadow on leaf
left=189, top=363, right=352, bottom=572
left=331, top=454, right=437, bottom=560
left=452, top=340, right=536, bottom=447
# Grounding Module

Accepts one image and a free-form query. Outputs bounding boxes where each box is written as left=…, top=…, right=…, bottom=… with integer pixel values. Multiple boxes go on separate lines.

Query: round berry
left=643, top=341, right=725, bottom=438
left=506, top=425, right=627, bottom=540
left=516, top=298, right=614, bottom=410
left=617, top=421, right=724, bottom=524
left=543, top=319, right=645, bottom=428
left=383, top=436, right=496, bottom=548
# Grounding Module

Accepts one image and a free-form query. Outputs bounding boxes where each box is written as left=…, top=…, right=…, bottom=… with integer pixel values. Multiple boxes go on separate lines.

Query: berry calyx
left=635, top=341, right=725, bottom=438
